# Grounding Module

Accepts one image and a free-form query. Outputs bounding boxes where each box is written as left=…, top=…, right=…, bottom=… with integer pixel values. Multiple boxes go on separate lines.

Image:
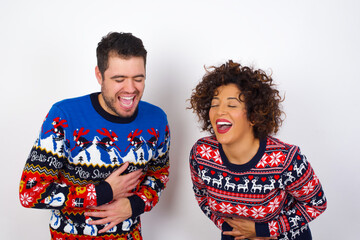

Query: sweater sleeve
left=256, top=147, right=327, bottom=238
left=19, top=105, right=112, bottom=210
left=128, top=123, right=170, bottom=217
left=189, top=143, right=227, bottom=231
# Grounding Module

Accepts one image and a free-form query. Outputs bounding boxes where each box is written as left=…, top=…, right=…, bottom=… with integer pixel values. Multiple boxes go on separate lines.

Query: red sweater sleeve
left=258, top=147, right=327, bottom=237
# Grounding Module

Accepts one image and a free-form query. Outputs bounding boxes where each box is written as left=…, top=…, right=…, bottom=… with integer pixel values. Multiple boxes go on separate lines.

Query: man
left=19, top=32, right=170, bottom=240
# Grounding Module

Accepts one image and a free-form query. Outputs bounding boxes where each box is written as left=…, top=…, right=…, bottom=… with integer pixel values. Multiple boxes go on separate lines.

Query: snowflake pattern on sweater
left=189, top=136, right=326, bottom=240
left=19, top=93, right=170, bottom=240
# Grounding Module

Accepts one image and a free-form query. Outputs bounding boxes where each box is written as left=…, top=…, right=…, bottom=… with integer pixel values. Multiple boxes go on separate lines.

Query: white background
left=1, top=0, right=359, bottom=239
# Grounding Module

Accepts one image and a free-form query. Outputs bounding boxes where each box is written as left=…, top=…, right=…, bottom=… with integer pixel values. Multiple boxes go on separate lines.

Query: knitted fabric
left=190, top=136, right=326, bottom=240
left=20, top=93, right=170, bottom=239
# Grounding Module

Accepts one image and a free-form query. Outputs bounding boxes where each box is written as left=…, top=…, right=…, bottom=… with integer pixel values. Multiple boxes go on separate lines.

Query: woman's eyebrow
left=227, top=97, right=241, bottom=101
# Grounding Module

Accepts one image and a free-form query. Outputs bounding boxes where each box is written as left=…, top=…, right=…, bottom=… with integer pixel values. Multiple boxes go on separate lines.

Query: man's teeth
left=120, top=96, right=134, bottom=107
left=121, top=96, right=134, bottom=100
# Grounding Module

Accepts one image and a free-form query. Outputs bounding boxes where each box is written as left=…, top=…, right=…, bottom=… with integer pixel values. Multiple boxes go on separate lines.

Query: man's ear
left=95, top=66, right=103, bottom=84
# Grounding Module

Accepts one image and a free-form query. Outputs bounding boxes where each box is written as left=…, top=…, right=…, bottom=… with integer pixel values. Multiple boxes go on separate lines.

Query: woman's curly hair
left=189, top=60, right=284, bottom=139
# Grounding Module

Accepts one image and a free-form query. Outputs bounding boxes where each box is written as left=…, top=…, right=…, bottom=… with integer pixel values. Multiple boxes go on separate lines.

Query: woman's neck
left=222, top=137, right=260, bottom=165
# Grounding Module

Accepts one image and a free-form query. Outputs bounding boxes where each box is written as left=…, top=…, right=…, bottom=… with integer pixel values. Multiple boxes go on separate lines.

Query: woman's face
left=209, top=83, right=254, bottom=147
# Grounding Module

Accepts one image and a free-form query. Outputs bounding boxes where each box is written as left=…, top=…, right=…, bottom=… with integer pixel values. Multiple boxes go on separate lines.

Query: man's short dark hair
left=96, top=32, right=147, bottom=77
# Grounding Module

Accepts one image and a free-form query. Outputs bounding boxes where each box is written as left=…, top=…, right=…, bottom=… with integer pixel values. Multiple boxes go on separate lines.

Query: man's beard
left=102, top=92, right=138, bottom=118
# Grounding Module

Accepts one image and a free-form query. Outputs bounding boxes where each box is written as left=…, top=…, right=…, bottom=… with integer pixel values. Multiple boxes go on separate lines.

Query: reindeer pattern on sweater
left=190, top=136, right=326, bottom=239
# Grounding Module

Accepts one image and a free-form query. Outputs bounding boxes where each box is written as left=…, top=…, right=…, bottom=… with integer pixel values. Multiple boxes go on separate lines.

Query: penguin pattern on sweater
left=189, top=136, right=326, bottom=240
left=20, top=93, right=170, bottom=240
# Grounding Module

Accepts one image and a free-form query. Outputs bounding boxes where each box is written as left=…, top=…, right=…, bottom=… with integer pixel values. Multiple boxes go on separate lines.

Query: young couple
left=20, top=32, right=326, bottom=240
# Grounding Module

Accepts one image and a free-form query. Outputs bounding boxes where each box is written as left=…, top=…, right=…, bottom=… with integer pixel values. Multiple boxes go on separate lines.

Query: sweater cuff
left=128, top=195, right=145, bottom=217
left=255, top=222, right=270, bottom=237
left=222, top=221, right=232, bottom=231
left=221, top=221, right=234, bottom=240
left=95, top=181, right=113, bottom=206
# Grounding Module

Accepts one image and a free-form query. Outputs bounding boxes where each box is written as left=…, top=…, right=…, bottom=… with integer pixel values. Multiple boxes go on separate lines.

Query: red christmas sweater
left=189, top=136, right=326, bottom=239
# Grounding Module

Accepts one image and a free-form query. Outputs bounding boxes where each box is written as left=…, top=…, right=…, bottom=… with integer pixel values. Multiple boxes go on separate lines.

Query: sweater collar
left=219, top=138, right=267, bottom=172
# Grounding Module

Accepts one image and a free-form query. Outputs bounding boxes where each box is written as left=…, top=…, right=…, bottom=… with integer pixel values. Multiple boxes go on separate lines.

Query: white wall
left=1, top=0, right=359, bottom=239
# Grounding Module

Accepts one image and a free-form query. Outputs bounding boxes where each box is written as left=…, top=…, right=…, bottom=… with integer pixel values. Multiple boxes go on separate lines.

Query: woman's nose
left=216, top=104, right=227, bottom=116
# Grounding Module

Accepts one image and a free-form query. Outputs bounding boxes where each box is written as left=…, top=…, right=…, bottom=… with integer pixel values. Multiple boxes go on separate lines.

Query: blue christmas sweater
left=189, top=136, right=326, bottom=240
left=19, top=93, right=170, bottom=240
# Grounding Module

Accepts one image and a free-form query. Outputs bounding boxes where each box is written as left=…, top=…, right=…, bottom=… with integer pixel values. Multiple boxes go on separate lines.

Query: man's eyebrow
left=110, top=75, right=126, bottom=79
left=133, top=74, right=145, bottom=78
left=110, top=74, right=145, bottom=79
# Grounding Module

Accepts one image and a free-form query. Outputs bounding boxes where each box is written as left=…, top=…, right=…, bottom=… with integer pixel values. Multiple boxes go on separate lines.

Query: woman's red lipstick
left=216, top=119, right=232, bottom=134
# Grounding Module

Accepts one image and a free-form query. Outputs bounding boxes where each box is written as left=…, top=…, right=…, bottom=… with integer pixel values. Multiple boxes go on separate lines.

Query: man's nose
left=123, top=79, right=136, bottom=92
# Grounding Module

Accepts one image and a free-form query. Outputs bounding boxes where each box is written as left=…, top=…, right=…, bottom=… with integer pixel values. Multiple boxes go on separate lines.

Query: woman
left=189, top=60, right=326, bottom=240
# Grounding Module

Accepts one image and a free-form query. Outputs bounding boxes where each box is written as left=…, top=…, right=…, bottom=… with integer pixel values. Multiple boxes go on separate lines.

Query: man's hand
left=85, top=198, right=132, bottom=233
left=105, top=162, right=143, bottom=200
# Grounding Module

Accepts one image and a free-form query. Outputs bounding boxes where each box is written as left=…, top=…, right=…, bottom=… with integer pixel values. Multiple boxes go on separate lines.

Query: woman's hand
left=223, top=217, right=256, bottom=239
left=223, top=218, right=275, bottom=240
